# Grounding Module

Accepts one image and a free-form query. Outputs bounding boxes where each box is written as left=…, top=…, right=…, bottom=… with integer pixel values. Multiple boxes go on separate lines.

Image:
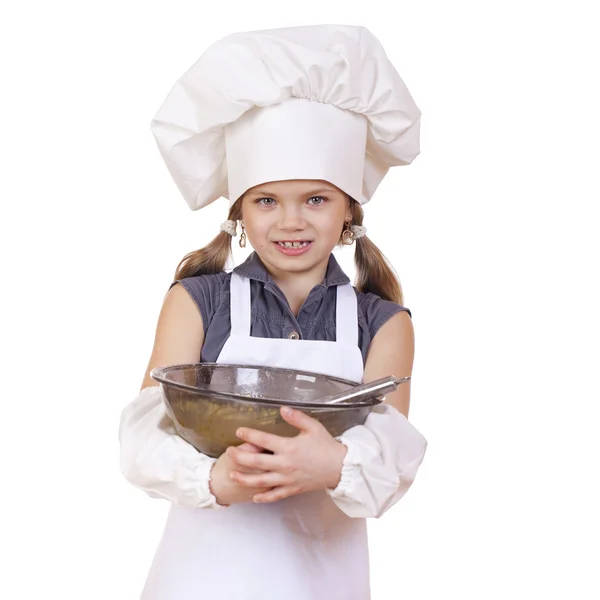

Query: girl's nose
left=278, top=207, right=306, bottom=231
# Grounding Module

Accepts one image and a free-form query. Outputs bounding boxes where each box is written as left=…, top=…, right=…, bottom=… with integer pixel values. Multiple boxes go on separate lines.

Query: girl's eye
left=256, top=196, right=327, bottom=206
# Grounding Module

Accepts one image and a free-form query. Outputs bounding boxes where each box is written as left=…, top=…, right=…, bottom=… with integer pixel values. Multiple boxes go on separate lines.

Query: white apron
left=141, top=272, right=369, bottom=600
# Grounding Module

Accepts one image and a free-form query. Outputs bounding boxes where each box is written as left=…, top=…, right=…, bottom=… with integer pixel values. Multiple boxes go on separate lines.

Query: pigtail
left=173, top=201, right=242, bottom=280
left=348, top=200, right=404, bottom=305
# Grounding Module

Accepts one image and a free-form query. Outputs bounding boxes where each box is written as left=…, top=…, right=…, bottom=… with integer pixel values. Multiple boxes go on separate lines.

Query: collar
left=233, top=251, right=351, bottom=288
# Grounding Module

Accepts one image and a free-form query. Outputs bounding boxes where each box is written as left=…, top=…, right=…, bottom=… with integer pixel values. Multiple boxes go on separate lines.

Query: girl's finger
left=227, top=446, right=279, bottom=470
left=236, top=442, right=264, bottom=453
left=236, top=427, right=285, bottom=453
left=230, top=471, right=289, bottom=489
left=279, top=406, right=321, bottom=433
left=252, top=485, right=302, bottom=503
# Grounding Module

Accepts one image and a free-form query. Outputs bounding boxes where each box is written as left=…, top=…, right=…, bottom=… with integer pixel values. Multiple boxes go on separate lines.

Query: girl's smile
left=273, top=240, right=313, bottom=256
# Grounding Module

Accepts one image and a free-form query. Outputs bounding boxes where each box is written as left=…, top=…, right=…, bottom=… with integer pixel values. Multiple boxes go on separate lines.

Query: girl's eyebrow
left=247, top=189, right=277, bottom=197
left=305, top=188, right=338, bottom=195
left=249, top=187, right=337, bottom=197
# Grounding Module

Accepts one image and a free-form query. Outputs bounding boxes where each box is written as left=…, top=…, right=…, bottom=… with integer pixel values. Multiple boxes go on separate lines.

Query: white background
left=2, top=1, right=599, bottom=598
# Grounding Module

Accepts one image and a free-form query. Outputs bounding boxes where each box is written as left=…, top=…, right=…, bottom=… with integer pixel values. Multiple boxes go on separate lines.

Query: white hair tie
left=351, top=225, right=367, bottom=240
left=220, top=220, right=237, bottom=236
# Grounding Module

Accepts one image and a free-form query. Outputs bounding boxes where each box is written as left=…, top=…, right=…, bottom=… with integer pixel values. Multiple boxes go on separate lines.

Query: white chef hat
left=150, top=25, right=421, bottom=210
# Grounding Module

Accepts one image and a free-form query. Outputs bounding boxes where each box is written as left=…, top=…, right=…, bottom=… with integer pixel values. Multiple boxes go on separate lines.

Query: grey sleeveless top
left=169, top=252, right=411, bottom=366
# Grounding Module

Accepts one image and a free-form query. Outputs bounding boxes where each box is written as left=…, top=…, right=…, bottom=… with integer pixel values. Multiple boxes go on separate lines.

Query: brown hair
left=173, top=201, right=242, bottom=281
left=348, top=199, right=404, bottom=305
left=174, top=196, right=404, bottom=305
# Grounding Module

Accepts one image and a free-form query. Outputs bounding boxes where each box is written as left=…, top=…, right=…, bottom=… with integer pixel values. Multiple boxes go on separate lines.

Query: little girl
left=119, top=24, right=428, bottom=600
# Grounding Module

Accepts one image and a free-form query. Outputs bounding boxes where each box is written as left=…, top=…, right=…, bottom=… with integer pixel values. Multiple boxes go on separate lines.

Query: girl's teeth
left=278, top=241, right=309, bottom=248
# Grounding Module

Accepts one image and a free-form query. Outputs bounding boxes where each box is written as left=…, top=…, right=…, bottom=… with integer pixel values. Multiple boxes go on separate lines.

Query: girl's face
left=241, top=179, right=352, bottom=277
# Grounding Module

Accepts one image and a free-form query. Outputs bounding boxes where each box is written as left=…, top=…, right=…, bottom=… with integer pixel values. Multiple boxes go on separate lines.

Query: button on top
left=288, top=331, right=300, bottom=340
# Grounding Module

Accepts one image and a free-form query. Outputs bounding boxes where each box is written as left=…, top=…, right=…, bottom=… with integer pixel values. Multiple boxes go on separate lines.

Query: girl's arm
left=118, top=284, right=222, bottom=508
left=362, top=310, right=414, bottom=417
left=140, top=284, right=204, bottom=391
left=119, top=284, right=270, bottom=507
left=325, top=310, right=427, bottom=518
left=138, top=283, right=205, bottom=392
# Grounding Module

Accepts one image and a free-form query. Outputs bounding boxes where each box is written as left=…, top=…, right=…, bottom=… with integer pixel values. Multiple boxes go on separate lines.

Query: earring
left=341, top=221, right=355, bottom=245
left=239, top=222, right=247, bottom=248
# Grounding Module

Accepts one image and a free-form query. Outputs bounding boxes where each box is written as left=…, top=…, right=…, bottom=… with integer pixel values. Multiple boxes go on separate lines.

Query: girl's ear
left=345, top=194, right=354, bottom=221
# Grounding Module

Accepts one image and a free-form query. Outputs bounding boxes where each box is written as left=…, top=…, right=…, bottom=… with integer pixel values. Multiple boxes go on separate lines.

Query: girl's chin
left=257, top=243, right=334, bottom=271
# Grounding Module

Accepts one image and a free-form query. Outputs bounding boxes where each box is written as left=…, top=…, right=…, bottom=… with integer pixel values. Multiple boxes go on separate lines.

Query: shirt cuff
left=195, top=456, right=226, bottom=509
left=326, top=436, right=362, bottom=500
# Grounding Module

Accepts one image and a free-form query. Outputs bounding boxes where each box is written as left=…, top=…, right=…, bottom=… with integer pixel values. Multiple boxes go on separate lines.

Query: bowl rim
left=150, top=363, right=384, bottom=409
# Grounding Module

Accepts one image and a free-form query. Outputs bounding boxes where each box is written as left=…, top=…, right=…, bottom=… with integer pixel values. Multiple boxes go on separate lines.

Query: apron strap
left=335, top=284, right=359, bottom=346
left=229, top=272, right=251, bottom=335
left=230, top=273, right=358, bottom=346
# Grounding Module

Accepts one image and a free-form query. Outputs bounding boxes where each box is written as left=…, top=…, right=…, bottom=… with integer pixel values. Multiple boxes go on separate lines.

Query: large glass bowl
left=150, top=363, right=383, bottom=458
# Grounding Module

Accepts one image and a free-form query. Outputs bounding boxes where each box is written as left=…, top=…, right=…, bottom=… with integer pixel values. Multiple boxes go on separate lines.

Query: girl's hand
left=228, top=407, right=348, bottom=503
left=209, top=442, right=273, bottom=506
